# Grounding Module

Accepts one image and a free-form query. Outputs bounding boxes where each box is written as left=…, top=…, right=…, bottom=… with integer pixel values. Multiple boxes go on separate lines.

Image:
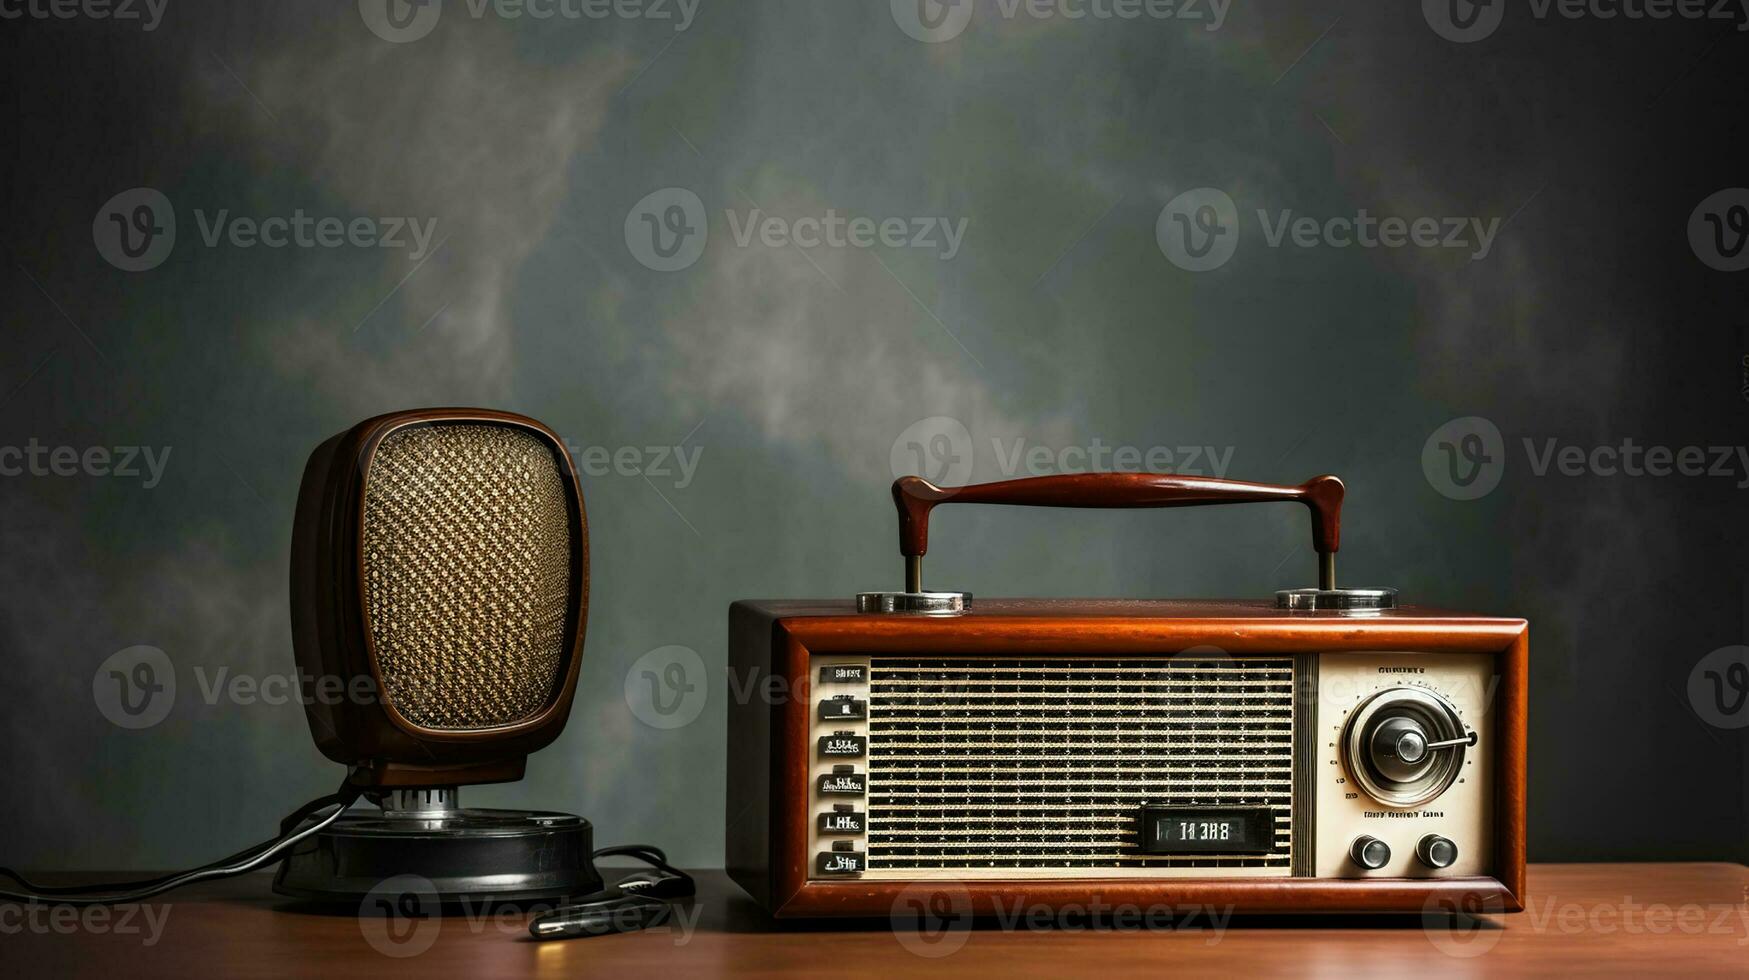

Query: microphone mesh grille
left=361, top=423, right=574, bottom=730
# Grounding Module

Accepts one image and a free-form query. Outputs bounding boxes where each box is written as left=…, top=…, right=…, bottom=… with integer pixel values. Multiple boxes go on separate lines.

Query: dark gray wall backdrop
left=1, top=1, right=1745, bottom=871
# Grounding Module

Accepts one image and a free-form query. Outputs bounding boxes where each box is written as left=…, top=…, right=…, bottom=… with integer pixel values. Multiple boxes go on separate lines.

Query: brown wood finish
left=724, top=598, right=1529, bottom=918
left=11, top=865, right=1746, bottom=978
left=289, top=408, right=590, bottom=788
left=1497, top=626, right=1530, bottom=906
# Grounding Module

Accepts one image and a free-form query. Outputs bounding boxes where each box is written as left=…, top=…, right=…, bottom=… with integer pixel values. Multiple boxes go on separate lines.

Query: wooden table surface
left=6, top=864, right=1747, bottom=977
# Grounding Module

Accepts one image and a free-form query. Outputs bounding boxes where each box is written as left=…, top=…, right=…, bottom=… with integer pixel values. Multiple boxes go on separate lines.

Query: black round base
left=272, top=808, right=602, bottom=906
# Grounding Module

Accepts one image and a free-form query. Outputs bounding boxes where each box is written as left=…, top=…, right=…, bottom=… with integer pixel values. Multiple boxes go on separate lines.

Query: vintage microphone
left=3, top=409, right=686, bottom=926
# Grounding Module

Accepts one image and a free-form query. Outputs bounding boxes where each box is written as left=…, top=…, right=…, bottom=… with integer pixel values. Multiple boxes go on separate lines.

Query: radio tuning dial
left=1342, top=687, right=1475, bottom=808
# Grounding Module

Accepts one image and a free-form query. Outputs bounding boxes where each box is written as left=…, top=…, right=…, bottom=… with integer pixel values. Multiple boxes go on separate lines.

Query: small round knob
left=1349, top=835, right=1391, bottom=870
left=1416, top=834, right=1458, bottom=869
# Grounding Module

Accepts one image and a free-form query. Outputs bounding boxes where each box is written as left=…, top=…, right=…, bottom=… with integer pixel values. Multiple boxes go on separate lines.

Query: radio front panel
left=724, top=597, right=1528, bottom=916
left=803, top=650, right=1497, bottom=885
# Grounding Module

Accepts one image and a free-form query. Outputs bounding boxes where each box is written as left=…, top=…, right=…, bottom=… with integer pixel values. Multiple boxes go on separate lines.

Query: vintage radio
left=726, top=473, right=1526, bottom=916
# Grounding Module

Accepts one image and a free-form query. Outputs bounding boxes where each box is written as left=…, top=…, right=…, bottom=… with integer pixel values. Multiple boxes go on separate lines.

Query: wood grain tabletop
left=6, top=863, right=1746, bottom=978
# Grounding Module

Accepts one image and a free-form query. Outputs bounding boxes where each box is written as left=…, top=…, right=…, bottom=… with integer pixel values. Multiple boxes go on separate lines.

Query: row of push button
left=816, top=665, right=867, bottom=875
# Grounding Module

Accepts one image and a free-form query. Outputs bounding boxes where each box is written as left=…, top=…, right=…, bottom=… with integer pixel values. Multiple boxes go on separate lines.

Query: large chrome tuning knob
left=1342, top=687, right=1475, bottom=808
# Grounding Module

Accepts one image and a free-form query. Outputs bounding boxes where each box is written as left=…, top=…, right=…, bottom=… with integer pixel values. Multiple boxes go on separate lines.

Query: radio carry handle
left=889, top=472, right=1344, bottom=594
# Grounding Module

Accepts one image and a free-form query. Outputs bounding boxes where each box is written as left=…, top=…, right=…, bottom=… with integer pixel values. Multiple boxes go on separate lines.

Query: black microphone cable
left=2, top=782, right=694, bottom=940
left=0, top=778, right=361, bottom=907
left=527, top=843, right=696, bottom=940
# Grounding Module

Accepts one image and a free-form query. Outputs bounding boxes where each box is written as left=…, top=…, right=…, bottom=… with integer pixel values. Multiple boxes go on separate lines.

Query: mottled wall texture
left=1, top=1, right=1745, bottom=869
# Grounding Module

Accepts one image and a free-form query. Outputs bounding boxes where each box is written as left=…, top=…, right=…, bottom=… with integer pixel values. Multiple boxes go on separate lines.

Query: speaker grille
left=361, top=423, right=574, bottom=730
left=865, top=657, right=1296, bottom=871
